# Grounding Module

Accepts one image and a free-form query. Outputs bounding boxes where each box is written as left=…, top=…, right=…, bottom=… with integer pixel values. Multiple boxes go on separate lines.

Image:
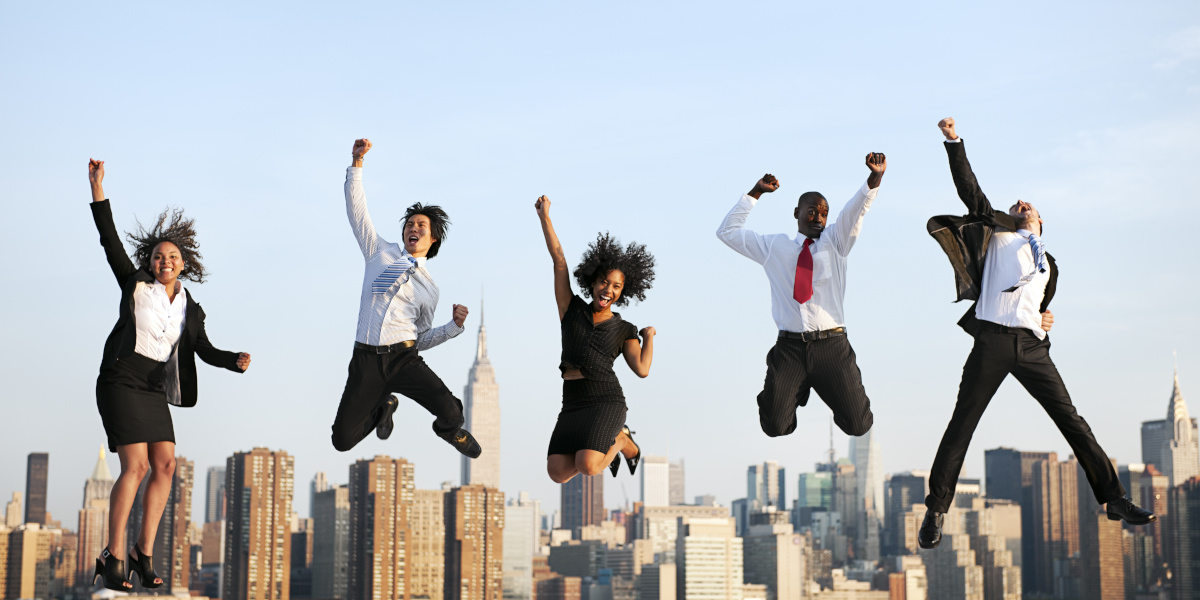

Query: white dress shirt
left=345, top=167, right=464, bottom=348
left=717, top=181, right=878, bottom=333
left=976, top=229, right=1050, bottom=339
left=132, top=281, right=187, bottom=361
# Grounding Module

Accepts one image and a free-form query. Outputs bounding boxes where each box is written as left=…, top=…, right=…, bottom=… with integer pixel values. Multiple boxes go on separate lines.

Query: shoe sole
left=1107, top=513, right=1157, bottom=525
left=918, top=539, right=941, bottom=550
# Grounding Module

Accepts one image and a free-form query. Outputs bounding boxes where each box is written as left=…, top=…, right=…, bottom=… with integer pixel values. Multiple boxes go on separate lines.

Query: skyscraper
left=748, top=461, right=785, bottom=508
left=640, top=456, right=670, bottom=507
left=223, top=448, right=294, bottom=600
left=4, top=492, right=21, bottom=528
left=411, top=488, right=446, bottom=600
left=921, top=533, right=984, bottom=600
left=886, top=472, right=925, bottom=555
left=445, top=485, right=505, bottom=600
left=82, top=448, right=114, bottom=506
left=205, top=466, right=226, bottom=523
left=156, top=456, right=193, bottom=593
left=1162, top=367, right=1200, bottom=488
left=984, top=447, right=1054, bottom=595
left=463, top=306, right=501, bottom=489
left=1168, top=476, right=1200, bottom=600
left=850, top=429, right=884, bottom=522
left=562, top=474, right=604, bottom=531
left=348, top=455, right=415, bottom=600
left=312, top=484, right=350, bottom=600
left=503, top=492, right=540, bottom=600
left=743, top=519, right=805, bottom=600
left=668, top=459, right=686, bottom=506
left=1076, top=460, right=1124, bottom=600
left=675, top=517, right=743, bottom=600
left=76, top=448, right=113, bottom=584
left=25, top=453, right=48, bottom=525
left=1029, top=454, right=1078, bottom=597
left=311, top=472, right=329, bottom=518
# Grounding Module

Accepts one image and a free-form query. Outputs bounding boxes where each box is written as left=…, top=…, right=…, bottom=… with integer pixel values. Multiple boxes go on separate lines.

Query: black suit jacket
left=927, top=140, right=1058, bottom=336
left=91, top=200, right=242, bottom=407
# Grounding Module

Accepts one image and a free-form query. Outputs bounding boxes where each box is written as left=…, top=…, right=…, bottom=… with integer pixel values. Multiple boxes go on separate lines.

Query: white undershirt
left=132, top=280, right=187, bottom=361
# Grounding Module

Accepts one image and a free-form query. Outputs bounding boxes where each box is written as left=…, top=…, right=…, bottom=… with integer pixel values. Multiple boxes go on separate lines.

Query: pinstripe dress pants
left=757, top=334, right=874, bottom=438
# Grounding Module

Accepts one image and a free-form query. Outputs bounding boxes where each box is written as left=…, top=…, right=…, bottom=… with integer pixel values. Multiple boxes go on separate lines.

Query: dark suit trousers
left=925, top=326, right=1125, bottom=512
left=758, top=335, right=874, bottom=438
left=330, top=345, right=465, bottom=452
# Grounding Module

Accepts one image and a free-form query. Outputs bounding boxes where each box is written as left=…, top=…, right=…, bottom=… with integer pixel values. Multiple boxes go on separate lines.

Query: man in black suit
left=918, top=117, right=1155, bottom=549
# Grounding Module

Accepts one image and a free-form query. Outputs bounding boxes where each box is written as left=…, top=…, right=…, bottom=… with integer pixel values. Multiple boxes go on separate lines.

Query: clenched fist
left=452, top=303, right=469, bottom=328
left=938, top=118, right=958, bottom=141
left=749, top=174, right=780, bottom=199
left=535, top=195, right=551, bottom=219
left=352, top=138, right=373, bottom=159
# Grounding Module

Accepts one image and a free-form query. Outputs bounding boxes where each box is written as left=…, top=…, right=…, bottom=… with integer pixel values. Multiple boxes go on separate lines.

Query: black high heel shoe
left=609, top=454, right=621, bottom=477
left=129, top=543, right=163, bottom=588
left=93, top=547, right=131, bottom=591
left=621, top=425, right=641, bottom=475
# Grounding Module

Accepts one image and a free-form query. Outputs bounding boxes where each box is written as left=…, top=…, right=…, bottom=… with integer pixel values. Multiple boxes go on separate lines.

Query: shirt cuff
left=448, top=320, right=466, bottom=336
left=945, top=138, right=962, bottom=144
left=861, top=181, right=878, bottom=198
left=346, top=166, right=362, bottom=180
left=740, top=193, right=759, bottom=207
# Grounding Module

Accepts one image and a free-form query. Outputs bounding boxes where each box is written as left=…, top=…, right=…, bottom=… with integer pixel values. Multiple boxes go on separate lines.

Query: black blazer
left=91, top=200, right=243, bottom=407
left=926, top=140, right=1058, bottom=336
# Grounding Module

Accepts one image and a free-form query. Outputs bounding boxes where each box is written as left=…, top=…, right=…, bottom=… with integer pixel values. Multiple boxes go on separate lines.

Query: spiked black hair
left=402, top=203, right=451, bottom=258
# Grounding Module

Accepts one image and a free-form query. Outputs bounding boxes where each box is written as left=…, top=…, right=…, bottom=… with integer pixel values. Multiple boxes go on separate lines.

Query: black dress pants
left=925, top=325, right=1125, bottom=512
left=757, top=334, right=874, bottom=438
left=330, top=345, right=464, bottom=452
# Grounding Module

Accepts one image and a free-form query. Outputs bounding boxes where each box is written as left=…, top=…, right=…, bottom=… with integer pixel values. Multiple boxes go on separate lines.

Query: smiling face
left=794, top=193, right=829, bottom=239
left=590, top=269, right=625, bottom=312
left=1008, top=200, right=1043, bottom=234
left=151, top=241, right=185, bottom=286
left=403, top=214, right=438, bottom=257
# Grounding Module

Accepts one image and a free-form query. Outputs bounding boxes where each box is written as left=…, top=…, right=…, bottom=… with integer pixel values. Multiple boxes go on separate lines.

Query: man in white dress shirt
left=716, top=153, right=886, bottom=442
left=918, top=118, right=1152, bottom=550
left=329, top=138, right=480, bottom=458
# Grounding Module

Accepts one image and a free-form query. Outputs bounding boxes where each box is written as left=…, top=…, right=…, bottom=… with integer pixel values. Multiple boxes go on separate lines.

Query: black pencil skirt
left=546, top=379, right=627, bottom=456
left=96, top=353, right=175, bottom=453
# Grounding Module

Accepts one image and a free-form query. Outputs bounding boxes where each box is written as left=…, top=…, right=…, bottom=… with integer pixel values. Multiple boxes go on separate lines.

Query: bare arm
left=89, top=159, right=105, bottom=202
left=535, top=196, right=572, bottom=320
left=621, top=327, right=655, bottom=378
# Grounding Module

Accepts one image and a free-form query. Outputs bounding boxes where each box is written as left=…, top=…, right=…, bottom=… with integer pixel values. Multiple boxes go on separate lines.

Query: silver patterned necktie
left=1005, top=230, right=1047, bottom=292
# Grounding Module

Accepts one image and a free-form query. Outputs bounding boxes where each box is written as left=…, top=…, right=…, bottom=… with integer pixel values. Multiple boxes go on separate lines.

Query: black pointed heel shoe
left=609, top=454, right=621, bottom=477
left=93, top=547, right=131, bottom=591
left=129, top=543, right=163, bottom=588
left=621, top=425, right=641, bottom=475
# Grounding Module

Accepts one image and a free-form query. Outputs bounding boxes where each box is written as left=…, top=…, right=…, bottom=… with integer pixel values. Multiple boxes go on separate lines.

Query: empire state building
left=462, top=304, right=501, bottom=489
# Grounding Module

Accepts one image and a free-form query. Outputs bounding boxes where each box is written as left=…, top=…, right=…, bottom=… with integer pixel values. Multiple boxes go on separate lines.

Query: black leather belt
left=355, top=340, right=416, bottom=354
left=778, top=327, right=846, bottom=342
left=975, top=321, right=1033, bottom=335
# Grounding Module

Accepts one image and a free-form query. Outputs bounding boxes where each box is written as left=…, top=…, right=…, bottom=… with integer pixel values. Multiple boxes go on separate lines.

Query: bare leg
left=547, top=454, right=579, bottom=483
left=575, top=431, right=633, bottom=477
left=136, top=441, right=176, bottom=558
left=109, top=444, right=151, bottom=562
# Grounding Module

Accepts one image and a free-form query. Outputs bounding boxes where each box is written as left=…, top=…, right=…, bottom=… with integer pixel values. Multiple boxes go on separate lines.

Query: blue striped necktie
left=1006, top=230, right=1047, bottom=291
left=372, top=258, right=414, bottom=294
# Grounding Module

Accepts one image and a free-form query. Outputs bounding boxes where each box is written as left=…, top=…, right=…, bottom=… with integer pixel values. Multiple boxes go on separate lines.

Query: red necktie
left=794, top=238, right=814, bottom=304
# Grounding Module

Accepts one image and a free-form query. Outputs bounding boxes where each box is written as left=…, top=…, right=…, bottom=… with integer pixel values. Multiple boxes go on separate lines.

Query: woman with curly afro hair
left=87, top=159, right=250, bottom=592
left=535, top=195, right=656, bottom=483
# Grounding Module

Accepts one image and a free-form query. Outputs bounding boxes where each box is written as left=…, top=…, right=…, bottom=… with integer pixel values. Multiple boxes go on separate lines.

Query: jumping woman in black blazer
left=87, top=159, right=250, bottom=591
left=535, top=195, right=655, bottom=484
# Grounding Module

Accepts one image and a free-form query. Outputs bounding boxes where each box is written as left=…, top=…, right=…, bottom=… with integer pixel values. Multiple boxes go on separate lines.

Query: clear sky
left=1, top=1, right=1198, bottom=526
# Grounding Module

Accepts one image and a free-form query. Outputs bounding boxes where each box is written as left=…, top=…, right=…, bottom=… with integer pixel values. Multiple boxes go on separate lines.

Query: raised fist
left=452, top=303, right=469, bottom=328
left=938, top=118, right=957, bottom=141
left=865, top=152, right=887, bottom=174
left=752, top=174, right=780, bottom=196
left=535, top=195, right=551, bottom=219
left=352, top=138, right=373, bottom=159
left=639, top=326, right=656, bottom=338
left=88, top=159, right=105, bottom=187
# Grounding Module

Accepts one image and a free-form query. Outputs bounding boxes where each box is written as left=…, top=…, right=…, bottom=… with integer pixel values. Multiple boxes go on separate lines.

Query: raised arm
left=939, top=118, right=995, bottom=217
left=88, top=159, right=139, bottom=284
left=715, top=174, right=778, bottom=264
left=535, top=196, right=572, bottom=320
left=345, top=138, right=383, bottom=258
left=622, top=326, right=655, bottom=378
left=825, top=154, right=884, bottom=256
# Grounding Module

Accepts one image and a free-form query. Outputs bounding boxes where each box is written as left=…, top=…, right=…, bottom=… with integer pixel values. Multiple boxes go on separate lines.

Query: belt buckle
left=375, top=345, right=392, bottom=355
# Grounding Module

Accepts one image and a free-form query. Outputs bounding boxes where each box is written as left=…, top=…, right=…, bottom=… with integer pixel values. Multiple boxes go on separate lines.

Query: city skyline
left=2, top=1, right=1199, bottom=550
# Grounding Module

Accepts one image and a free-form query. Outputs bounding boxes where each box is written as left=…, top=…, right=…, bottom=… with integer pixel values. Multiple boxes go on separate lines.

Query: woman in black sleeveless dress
left=88, top=159, right=251, bottom=591
left=535, top=195, right=656, bottom=483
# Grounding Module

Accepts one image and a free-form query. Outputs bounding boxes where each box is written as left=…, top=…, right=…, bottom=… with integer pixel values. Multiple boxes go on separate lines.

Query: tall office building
left=748, top=461, right=785, bottom=508
left=4, top=492, right=21, bottom=528
left=1029, top=454, right=1079, bottom=597
left=795, top=471, right=832, bottom=510
left=743, top=520, right=805, bottom=600
left=1162, top=368, right=1200, bottom=488
left=76, top=448, right=114, bottom=583
left=445, top=485, right=505, bottom=600
left=886, top=472, right=926, bottom=555
left=463, top=308, right=501, bottom=489
left=311, top=472, right=329, bottom=518
left=669, top=459, right=686, bottom=506
left=156, top=456, right=194, bottom=593
left=636, top=504, right=730, bottom=556
left=206, top=466, right=226, bottom=523
left=675, top=517, right=743, bottom=600
left=562, top=474, right=604, bottom=531
left=984, top=447, right=1054, bottom=595
left=1169, top=476, right=1200, bottom=600
left=411, top=488, right=446, bottom=600
left=641, top=456, right=670, bottom=507
left=503, top=492, right=540, bottom=600
left=24, top=453, right=48, bottom=525
left=312, top=484, right=350, bottom=600
left=921, top=534, right=983, bottom=600
left=223, top=448, right=294, bottom=600
left=348, top=456, right=415, bottom=600
left=850, top=429, right=884, bottom=522
left=961, top=500, right=1021, bottom=600
left=6, top=524, right=58, bottom=600
left=1076, top=460, right=1124, bottom=600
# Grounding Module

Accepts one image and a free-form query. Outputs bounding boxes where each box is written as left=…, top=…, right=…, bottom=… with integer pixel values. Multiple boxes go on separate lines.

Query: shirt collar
left=401, top=247, right=428, bottom=269
left=794, top=233, right=819, bottom=246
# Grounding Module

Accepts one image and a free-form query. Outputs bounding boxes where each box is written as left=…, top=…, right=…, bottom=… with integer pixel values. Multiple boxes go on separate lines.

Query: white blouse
left=132, top=280, right=187, bottom=361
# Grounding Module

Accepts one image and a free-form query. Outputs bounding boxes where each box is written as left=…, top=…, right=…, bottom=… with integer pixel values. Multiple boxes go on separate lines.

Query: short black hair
left=573, top=232, right=656, bottom=307
left=127, top=207, right=207, bottom=283
left=402, top=203, right=450, bottom=258
left=797, top=191, right=827, bottom=209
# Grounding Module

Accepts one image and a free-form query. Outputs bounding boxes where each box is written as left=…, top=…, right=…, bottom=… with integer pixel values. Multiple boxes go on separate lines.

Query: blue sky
left=1, top=1, right=1198, bottom=524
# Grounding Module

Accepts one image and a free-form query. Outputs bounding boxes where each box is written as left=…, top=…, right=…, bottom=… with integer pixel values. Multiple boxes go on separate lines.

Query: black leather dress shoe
left=445, top=428, right=482, bottom=458
left=918, top=510, right=945, bottom=549
left=376, top=396, right=399, bottom=440
left=1107, top=496, right=1156, bottom=525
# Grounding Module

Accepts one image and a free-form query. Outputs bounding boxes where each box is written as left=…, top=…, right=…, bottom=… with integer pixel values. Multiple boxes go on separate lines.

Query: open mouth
left=598, top=295, right=612, bottom=308
left=407, top=235, right=419, bottom=245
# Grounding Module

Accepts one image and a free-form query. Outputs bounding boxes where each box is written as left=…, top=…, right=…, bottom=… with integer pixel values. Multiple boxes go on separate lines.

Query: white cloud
left=1153, top=25, right=1200, bottom=71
